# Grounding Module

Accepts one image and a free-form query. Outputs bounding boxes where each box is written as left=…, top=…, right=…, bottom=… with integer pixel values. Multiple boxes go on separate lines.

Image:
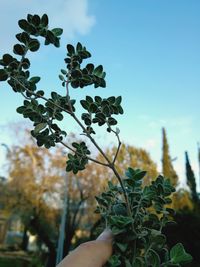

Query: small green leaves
left=64, top=42, right=106, bottom=89
left=97, top=169, right=192, bottom=267
left=170, top=243, right=193, bottom=265
left=66, top=142, right=90, bottom=174
left=17, top=14, right=62, bottom=48
left=80, top=95, right=123, bottom=133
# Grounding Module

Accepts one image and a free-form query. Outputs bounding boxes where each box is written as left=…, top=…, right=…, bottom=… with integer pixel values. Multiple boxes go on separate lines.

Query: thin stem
left=71, top=112, right=112, bottom=163
left=11, top=77, right=72, bottom=115
left=46, top=119, right=109, bottom=167
left=111, top=165, right=132, bottom=217
left=20, top=91, right=35, bottom=100
left=111, top=129, right=121, bottom=164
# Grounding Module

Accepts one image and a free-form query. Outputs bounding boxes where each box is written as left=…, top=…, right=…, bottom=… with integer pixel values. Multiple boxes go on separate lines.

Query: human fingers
left=57, top=229, right=113, bottom=267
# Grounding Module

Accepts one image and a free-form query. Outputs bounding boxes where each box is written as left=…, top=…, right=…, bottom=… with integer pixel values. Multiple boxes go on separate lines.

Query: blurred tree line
left=0, top=127, right=199, bottom=266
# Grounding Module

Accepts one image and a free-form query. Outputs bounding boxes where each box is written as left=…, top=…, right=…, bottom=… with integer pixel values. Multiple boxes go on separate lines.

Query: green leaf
left=27, top=14, right=33, bottom=23
left=22, top=58, right=30, bottom=69
left=54, top=112, right=63, bottom=121
left=52, top=28, right=63, bottom=36
left=21, top=32, right=30, bottom=44
left=32, top=15, right=40, bottom=26
left=61, top=69, right=67, bottom=75
left=86, top=63, right=94, bottom=73
left=108, top=255, right=121, bottom=267
left=46, top=30, right=56, bottom=43
left=115, top=96, right=122, bottom=105
left=71, top=80, right=79, bottom=88
left=125, top=259, right=132, bottom=267
left=18, top=19, right=30, bottom=31
left=41, top=14, right=48, bottom=27
left=94, top=96, right=102, bottom=104
left=110, top=215, right=132, bottom=227
left=16, top=106, right=26, bottom=114
left=29, top=39, right=40, bottom=52
left=147, top=249, right=160, bottom=267
left=107, top=96, right=115, bottom=104
left=2, top=54, right=13, bottom=65
left=76, top=42, right=82, bottom=51
left=0, top=69, right=8, bottom=81
left=71, top=69, right=82, bottom=78
left=134, top=170, right=147, bottom=180
left=89, top=103, right=98, bottom=113
left=34, top=123, right=47, bottom=133
left=86, top=96, right=93, bottom=103
left=170, top=243, right=193, bottom=264
left=29, top=76, right=40, bottom=84
left=133, top=258, right=144, bottom=267
left=67, top=44, right=75, bottom=55
left=13, top=44, right=26, bottom=55
left=116, top=242, right=128, bottom=252
left=93, top=65, right=103, bottom=76
left=108, top=117, right=117, bottom=126
left=125, top=167, right=135, bottom=179
left=51, top=92, right=59, bottom=100
left=59, top=74, right=65, bottom=81
left=80, top=100, right=89, bottom=110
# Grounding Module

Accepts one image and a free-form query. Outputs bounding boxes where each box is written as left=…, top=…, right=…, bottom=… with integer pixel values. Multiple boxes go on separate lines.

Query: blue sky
left=0, top=0, right=199, bottom=189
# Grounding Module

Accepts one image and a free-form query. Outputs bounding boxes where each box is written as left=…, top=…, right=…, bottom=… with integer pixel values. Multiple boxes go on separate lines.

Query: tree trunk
left=30, top=215, right=56, bottom=267
left=21, top=225, right=29, bottom=250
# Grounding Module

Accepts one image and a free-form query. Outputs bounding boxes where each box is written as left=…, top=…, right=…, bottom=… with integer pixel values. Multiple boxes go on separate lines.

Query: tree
left=185, top=151, right=199, bottom=208
left=3, top=133, right=109, bottom=264
left=162, top=128, right=179, bottom=187
left=198, top=143, right=200, bottom=192
left=97, top=143, right=158, bottom=185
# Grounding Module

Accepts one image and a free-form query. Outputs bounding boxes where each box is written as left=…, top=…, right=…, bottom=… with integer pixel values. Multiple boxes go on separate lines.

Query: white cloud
left=0, top=0, right=95, bottom=52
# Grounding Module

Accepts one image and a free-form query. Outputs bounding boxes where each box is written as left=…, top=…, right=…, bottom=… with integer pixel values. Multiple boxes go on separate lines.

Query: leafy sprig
left=0, top=13, right=192, bottom=267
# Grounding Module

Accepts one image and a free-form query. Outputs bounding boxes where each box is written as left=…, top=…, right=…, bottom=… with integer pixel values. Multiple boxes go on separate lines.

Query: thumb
left=57, top=229, right=113, bottom=267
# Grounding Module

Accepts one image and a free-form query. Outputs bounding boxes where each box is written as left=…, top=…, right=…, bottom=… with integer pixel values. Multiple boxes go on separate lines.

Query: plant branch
left=111, top=165, right=132, bottom=217
left=111, top=128, right=121, bottom=165
left=11, top=77, right=72, bottom=115
left=13, top=76, right=132, bottom=215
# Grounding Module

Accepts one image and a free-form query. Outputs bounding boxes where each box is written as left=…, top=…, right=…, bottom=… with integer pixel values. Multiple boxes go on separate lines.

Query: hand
left=56, top=229, right=113, bottom=267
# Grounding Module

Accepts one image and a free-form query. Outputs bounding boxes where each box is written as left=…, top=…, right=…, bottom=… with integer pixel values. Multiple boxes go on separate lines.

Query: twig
left=111, top=128, right=121, bottom=164
left=11, top=77, right=72, bottom=115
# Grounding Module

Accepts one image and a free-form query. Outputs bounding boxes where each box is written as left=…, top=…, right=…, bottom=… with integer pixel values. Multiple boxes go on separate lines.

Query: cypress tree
left=162, top=128, right=179, bottom=187
left=185, top=151, right=199, bottom=205
left=198, top=142, right=200, bottom=192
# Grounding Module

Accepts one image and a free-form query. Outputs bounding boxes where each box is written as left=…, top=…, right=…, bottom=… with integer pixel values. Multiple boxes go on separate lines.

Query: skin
left=56, top=229, right=113, bottom=267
